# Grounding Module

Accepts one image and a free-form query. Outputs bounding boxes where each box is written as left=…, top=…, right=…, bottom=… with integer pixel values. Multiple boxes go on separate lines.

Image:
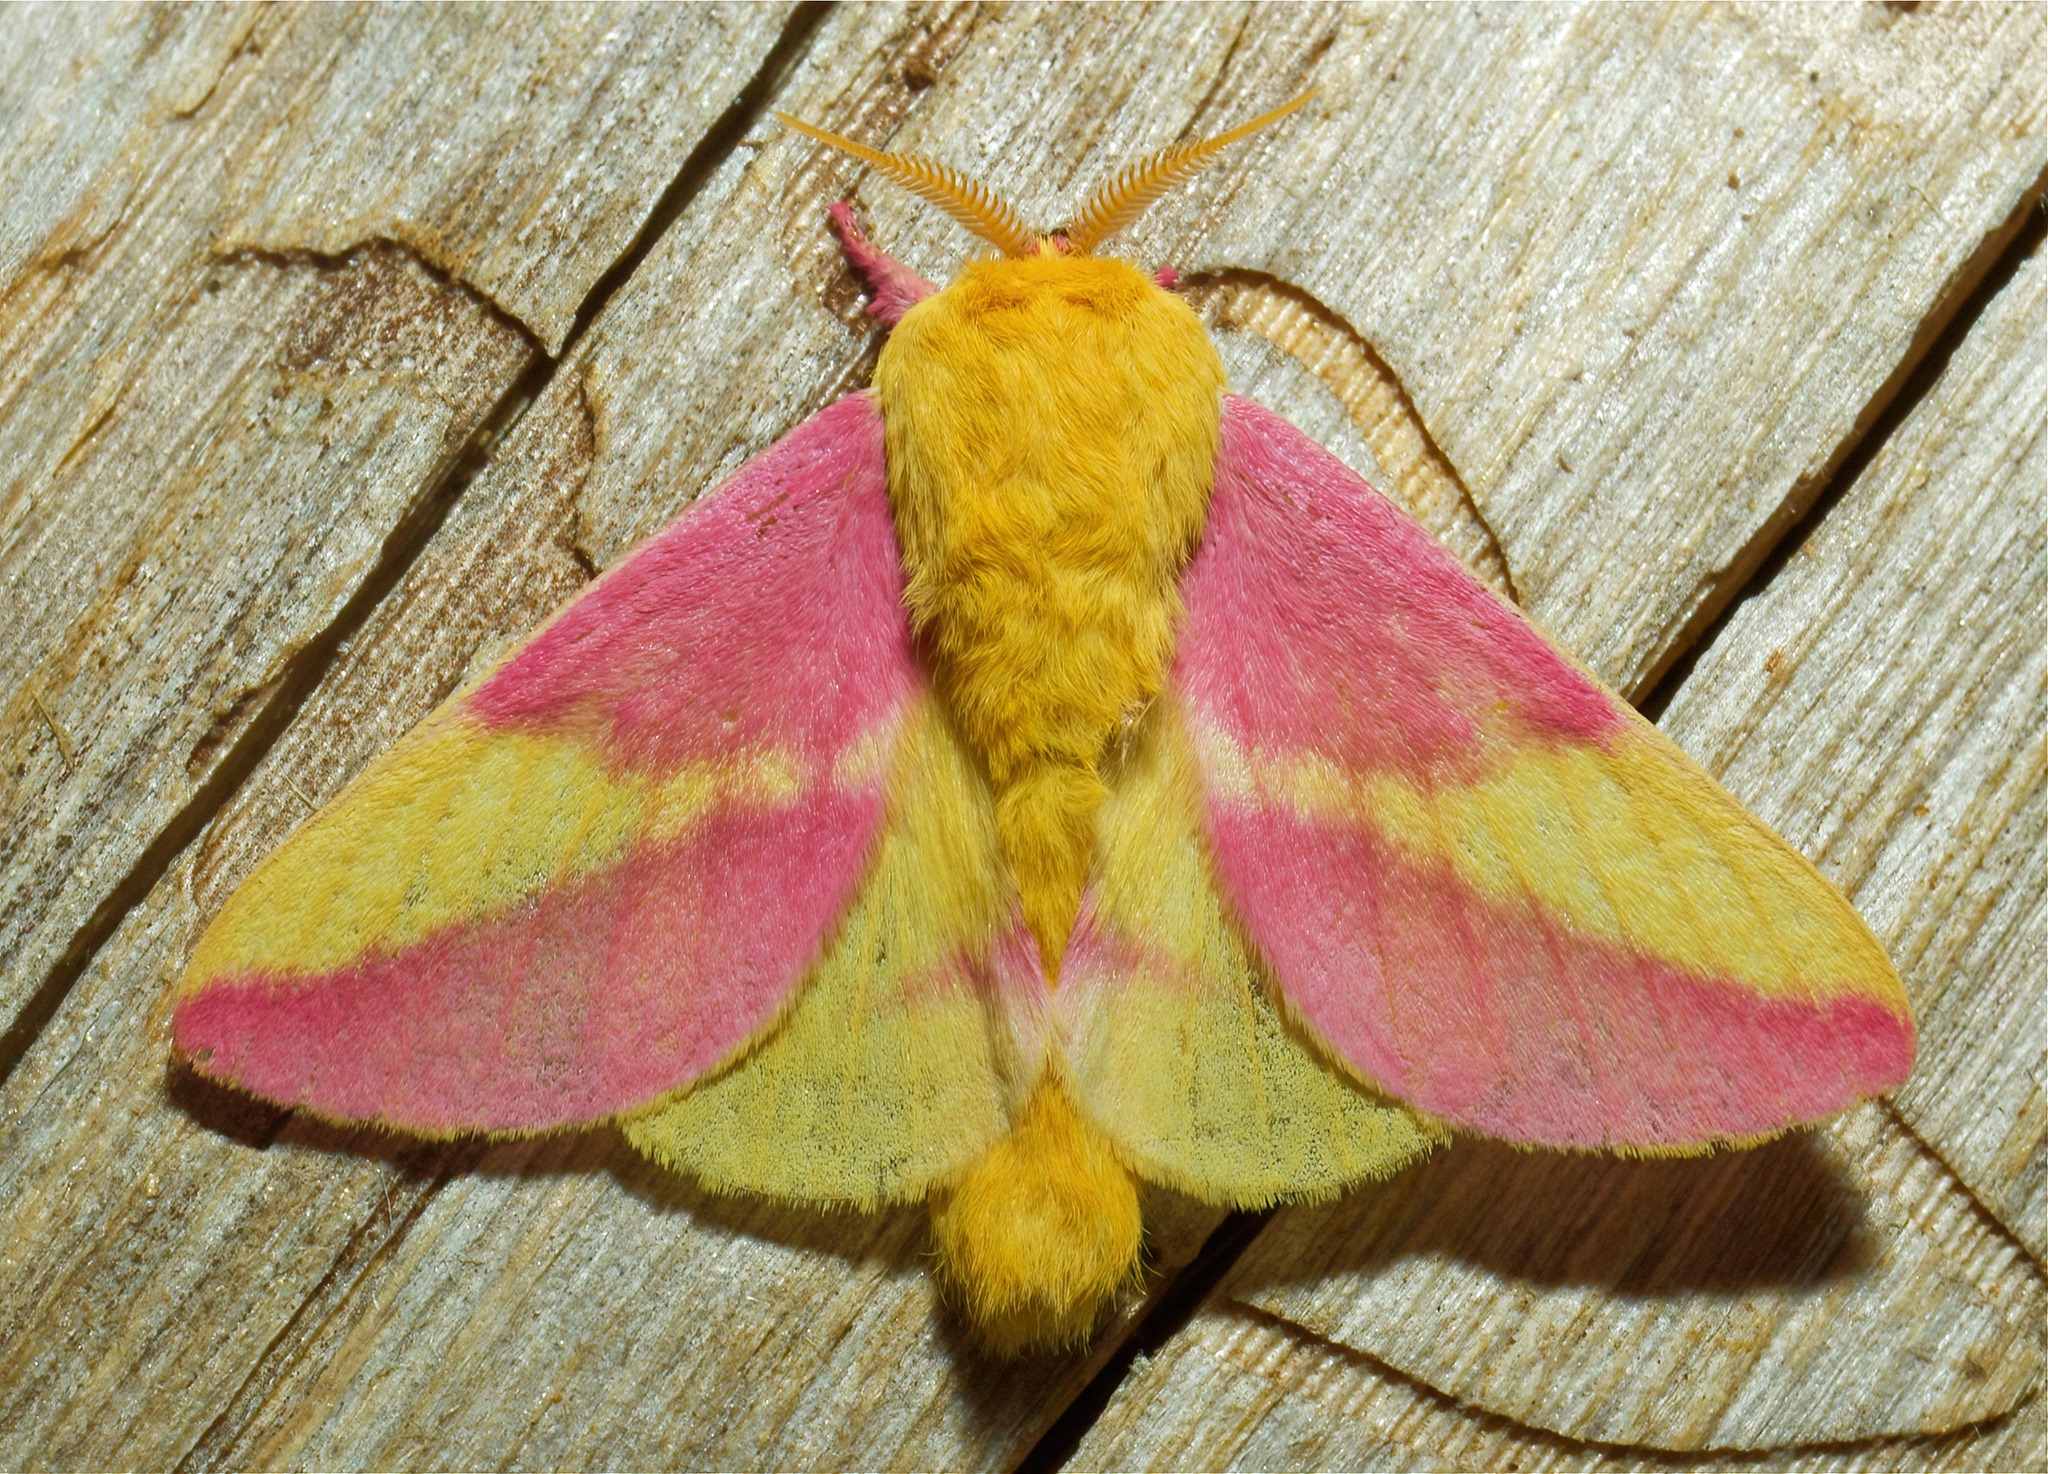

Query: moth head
left=775, top=91, right=1314, bottom=262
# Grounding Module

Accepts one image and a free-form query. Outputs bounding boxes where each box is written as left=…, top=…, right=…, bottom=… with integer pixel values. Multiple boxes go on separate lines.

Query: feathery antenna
left=1064, top=91, right=1317, bottom=256
left=774, top=112, right=1038, bottom=258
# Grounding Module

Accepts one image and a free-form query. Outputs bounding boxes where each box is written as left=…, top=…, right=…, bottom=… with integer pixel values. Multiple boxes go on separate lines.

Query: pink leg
left=829, top=203, right=938, bottom=329
left=1153, top=266, right=1180, bottom=289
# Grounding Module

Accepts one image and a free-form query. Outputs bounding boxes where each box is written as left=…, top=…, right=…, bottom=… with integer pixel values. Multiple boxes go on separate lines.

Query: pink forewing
left=178, top=394, right=919, bottom=1131
left=1178, top=397, right=1913, bottom=1148
left=1210, top=806, right=1912, bottom=1145
left=1177, top=399, right=1619, bottom=788
left=175, top=796, right=877, bottom=1131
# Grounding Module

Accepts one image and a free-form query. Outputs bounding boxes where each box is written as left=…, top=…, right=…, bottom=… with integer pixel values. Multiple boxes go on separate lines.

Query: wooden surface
left=1, top=4, right=2041, bottom=1469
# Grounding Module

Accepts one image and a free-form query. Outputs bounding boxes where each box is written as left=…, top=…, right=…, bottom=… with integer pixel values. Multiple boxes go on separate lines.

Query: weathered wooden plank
left=0, top=7, right=256, bottom=286
left=1194, top=275, right=1515, bottom=599
left=1155, top=0, right=2046, bottom=695
left=0, top=873, right=446, bottom=1467
left=206, top=3, right=801, bottom=355
left=0, top=0, right=794, bottom=1030
left=1227, top=1103, right=2040, bottom=1449
left=1068, top=213, right=2048, bottom=1470
left=2, top=2, right=2042, bottom=1469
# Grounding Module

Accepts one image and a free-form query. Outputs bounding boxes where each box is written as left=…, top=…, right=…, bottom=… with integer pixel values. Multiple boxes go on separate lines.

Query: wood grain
left=0, top=2, right=2041, bottom=1468
left=206, top=4, right=802, bottom=354
left=1164, top=1, right=2047, bottom=695
left=1066, top=1306, right=2048, bottom=1474
left=1226, top=1104, right=2042, bottom=1449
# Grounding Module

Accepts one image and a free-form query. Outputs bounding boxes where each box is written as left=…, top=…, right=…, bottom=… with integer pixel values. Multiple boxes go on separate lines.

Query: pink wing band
left=1212, top=808, right=1913, bottom=1144
left=176, top=395, right=915, bottom=1132
left=471, top=394, right=913, bottom=771
left=173, top=803, right=874, bottom=1131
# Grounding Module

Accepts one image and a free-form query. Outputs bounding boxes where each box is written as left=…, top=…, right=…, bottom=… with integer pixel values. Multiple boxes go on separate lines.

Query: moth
left=173, top=96, right=1914, bottom=1353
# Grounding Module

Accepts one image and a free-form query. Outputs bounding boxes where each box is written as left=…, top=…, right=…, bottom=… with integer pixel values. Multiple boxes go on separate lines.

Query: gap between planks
left=1638, top=168, right=2048, bottom=722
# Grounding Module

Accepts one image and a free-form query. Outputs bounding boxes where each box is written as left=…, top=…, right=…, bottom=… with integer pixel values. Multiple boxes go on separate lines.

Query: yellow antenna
left=774, top=112, right=1038, bottom=259
left=1064, top=91, right=1317, bottom=256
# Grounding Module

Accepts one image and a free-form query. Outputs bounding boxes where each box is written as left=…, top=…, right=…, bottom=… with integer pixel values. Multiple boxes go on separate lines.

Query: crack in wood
left=28, top=689, right=77, bottom=773
left=1638, top=173, right=2048, bottom=724
left=163, top=17, right=263, bottom=122
left=1018, top=1209, right=1275, bottom=1474
left=552, top=1, right=833, bottom=368
left=560, top=364, right=606, bottom=584
left=1184, top=12, right=1256, bottom=135
left=1209, top=1300, right=2042, bottom=1467
left=184, top=676, right=280, bottom=783
left=50, top=400, right=119, bottom=478
left=209, top=239, right=548, bottom=367
left=1182, top=266, right=1521, bottom=602
left=1877, top=1097, right=2048, bottom=1286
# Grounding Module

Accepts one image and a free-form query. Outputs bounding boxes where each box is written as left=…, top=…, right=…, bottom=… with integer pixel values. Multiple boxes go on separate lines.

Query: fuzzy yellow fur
left=875, top=249, right=1224, bottom=978
left=929, top=1078, right=1143, bottom=1354
left=872, top=250, right=1224, bottom=1348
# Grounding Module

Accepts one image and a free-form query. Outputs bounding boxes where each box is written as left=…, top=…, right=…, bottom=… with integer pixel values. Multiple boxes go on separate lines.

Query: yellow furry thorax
left=874, top=251, right=1225, bottom=981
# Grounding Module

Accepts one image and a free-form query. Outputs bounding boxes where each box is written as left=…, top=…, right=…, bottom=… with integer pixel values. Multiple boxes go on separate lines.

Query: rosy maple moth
left=172, top=95, right=1914, bottom=1354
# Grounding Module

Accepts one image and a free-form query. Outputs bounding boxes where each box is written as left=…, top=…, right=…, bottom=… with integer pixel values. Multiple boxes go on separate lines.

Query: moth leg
left=828, top=202, right=938, bottom=329
left=1152, top=266, right=1181, bottom=289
